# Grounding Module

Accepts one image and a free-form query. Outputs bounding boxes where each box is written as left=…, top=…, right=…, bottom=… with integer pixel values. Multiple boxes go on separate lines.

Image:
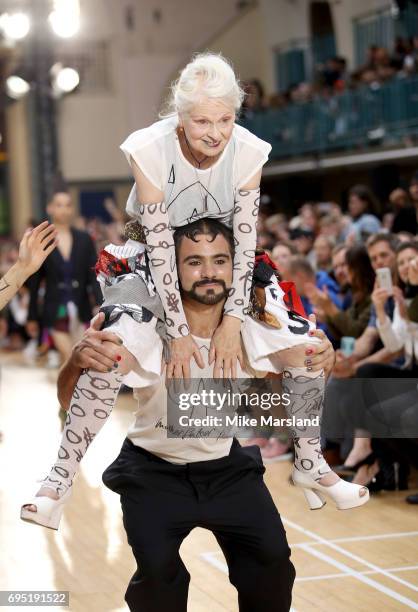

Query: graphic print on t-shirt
left=167, top=181, right=223, bottom=224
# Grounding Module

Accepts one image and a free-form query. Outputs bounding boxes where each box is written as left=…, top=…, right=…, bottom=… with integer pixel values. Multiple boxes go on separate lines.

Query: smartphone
left=376, top=267, right=393, bottom=293
left=340, top=336, right=355, bottom=357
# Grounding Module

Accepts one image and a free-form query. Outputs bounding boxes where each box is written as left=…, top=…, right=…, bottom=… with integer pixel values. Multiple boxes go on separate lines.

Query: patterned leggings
left=40, top=363, right=329, bottom=497
left=41, top=368, right=124, bottom=496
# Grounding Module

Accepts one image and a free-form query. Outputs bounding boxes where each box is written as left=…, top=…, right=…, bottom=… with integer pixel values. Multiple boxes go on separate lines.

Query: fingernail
left=113, top=362, right=118, bottom=368
left=308, top=330, right=314, bottom=335
left=305, top=359, right=312, bottom=365
left=118, top=339, right=123, bottom=345
left=307, top=366, right=313, bottom=371
left=116, top=355, right=122, bottom=361
left=306, top=349, right=313, bottom=355
left=108, top=367, right=112, bottom=372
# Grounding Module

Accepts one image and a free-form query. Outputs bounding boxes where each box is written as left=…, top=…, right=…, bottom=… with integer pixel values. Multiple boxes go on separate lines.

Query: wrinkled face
left=332, top=249, right=349, bottom=287
left=179, top=98, right=235, bottom=158
left=177, top=232, right=233, bottom=305
left=367, top=240, right=396, bottom=272
left=272, top=244, right=292, bottom=271
left=47, top=192, right=74, bottom=225
left=348, top=194, right=366, bottom=218
left=397, top=247, right=418, bottom=284
left=314, top=237, right=332, bottom=266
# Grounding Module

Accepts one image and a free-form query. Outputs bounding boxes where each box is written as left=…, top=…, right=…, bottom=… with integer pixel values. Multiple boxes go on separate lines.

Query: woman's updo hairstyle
left=162, top=52, right=244, bottom=117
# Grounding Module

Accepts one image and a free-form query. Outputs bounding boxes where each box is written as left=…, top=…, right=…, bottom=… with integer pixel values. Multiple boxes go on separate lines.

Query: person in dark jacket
left=27, top=191, right=101, bottom=363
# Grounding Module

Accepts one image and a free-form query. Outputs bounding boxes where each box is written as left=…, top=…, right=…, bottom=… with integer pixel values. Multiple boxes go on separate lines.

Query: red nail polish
left=306, top=349, right=313, bottom=355
left=116, top=355, right=122, bottom=361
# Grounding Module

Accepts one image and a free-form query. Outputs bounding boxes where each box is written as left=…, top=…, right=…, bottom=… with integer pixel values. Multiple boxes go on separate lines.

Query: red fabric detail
left=279, top=281, right=307, bottom=318
left=95, top=250, right=131, bottom=277
left=255, top=251, right=278, bottom=270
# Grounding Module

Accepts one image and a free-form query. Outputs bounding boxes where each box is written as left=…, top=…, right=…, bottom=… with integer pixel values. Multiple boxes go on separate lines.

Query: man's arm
left=57, top=313, right=124, bottom=410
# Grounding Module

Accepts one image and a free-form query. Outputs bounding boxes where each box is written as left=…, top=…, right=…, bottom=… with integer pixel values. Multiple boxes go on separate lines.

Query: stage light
left=5, top=75, right=30, bottom=99
left=48, top=0, right=80, bottom=38
left=0, top=12, right=30, bottom=40
left=51, top=64, right=80, bottom=95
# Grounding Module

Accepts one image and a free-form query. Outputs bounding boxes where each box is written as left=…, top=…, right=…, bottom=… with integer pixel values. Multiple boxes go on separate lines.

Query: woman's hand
left=209, top=315, right=243, bottom=379
left=18, top=221, right=57, bottom=278
left=167, top=335, right=204, bottom=379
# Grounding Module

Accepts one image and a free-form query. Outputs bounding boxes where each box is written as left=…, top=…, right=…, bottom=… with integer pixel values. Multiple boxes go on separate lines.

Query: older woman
left=22, top=54, right=368, bottom=530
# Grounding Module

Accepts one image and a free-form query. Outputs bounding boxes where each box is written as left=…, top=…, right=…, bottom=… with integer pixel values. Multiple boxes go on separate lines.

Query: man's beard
left=181, top=279, right=229, bottom=305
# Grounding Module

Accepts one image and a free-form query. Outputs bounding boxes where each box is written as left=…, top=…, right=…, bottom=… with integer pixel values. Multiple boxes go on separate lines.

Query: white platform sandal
left=292, top=467, right=369, bottom=511
left=20, top=486, right=72, bottom=530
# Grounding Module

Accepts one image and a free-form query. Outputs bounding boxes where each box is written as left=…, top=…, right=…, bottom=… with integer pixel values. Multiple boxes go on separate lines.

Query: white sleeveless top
left=120, top=116, right=271, bottom=228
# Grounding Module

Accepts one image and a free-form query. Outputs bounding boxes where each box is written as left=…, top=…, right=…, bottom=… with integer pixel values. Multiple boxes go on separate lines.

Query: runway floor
left=1, top=354, right=418, bottom=611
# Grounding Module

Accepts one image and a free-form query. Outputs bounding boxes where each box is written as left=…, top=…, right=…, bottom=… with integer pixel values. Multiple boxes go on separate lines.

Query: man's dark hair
left=366, top=232, right=399, bottom=252
left=173, top=218, right=235, bottom=258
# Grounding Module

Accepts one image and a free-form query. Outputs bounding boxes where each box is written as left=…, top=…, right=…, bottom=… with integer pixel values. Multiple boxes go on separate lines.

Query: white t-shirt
left=127, top=335, right=267, bottom=464
left=120, top=116, right=271, bottom=228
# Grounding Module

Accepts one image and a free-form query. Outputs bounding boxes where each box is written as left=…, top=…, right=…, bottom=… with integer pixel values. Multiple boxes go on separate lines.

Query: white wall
left=207, top=5, right=271, bottom=93
left=58, top=0, right=241, bottom=182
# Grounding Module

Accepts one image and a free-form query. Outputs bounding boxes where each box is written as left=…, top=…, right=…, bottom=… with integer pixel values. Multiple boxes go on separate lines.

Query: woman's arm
left=0, top=222, right=57, bottom=312
left=131, top=160, right=204, bottom=378
left=209, top=170, right=262, bottom=378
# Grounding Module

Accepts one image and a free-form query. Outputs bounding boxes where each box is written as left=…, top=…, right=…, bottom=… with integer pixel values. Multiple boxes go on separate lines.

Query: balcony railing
left=239, top=76, right=418, bottom=161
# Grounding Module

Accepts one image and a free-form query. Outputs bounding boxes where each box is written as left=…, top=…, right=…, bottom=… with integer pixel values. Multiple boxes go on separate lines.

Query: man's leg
left=103, top=440, right=197, bottom=612
left=194, top=443, right=295, bottom=612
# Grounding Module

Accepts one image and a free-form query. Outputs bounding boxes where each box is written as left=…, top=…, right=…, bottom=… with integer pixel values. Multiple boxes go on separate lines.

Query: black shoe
left=368, top=460, right=409, bottom=493
left=406, top=493, right=418, bottom=504
left=335, top=452, right=376, bottom=476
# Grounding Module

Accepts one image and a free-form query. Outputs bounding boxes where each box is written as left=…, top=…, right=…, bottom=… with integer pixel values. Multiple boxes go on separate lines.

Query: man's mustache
left=192, top=279, right=226, bottom=289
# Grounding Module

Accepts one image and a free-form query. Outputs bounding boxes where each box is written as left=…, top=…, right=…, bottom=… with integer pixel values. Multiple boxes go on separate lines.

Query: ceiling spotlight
left=49, top=0, right=80, bottom=38
left=0, top=12, right=31, bottom=40
left=6, top=75, right=30, bottom=100
left=51, top=64, right=80, bottom=95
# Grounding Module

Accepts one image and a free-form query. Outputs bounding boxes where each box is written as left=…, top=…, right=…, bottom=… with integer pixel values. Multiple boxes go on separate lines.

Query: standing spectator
left=26, top=191, right=102, bottom=364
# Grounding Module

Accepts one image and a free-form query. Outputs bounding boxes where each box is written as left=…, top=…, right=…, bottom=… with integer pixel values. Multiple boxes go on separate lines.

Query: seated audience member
left=329, top=242, right=418, bottom=496
left=311, top=245, right=374, bottom=343
left=344, top=185, right=381, bottom=242
left=271, top=241, right=297, bottom=277
left=332, top=233, right=401, bottom=377
left=289, top=229, right=316, bottom=268
left=313, top=235, right=335, bottom=272
left=287, top=257, right=341, bottom=323
left=318, top=213, right=346, bottom=244
left=391, top=174, right=418, bottom=234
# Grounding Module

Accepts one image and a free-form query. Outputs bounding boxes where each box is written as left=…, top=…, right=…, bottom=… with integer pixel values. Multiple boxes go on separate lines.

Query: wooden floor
left=1, top=353, right=418, bottom=612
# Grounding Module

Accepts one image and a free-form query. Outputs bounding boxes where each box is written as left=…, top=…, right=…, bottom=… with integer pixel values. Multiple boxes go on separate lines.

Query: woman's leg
left=23, top=341, right=136, bottom=512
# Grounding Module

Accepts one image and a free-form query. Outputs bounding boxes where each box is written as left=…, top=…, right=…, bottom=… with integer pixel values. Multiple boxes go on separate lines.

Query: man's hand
left=71, top=312, right=123, bottom=372
left=371, top=284, right=390, bottom=312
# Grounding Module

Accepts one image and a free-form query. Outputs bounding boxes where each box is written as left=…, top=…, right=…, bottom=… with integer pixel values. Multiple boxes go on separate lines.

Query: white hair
left=161, top=53, right=244, bottom=117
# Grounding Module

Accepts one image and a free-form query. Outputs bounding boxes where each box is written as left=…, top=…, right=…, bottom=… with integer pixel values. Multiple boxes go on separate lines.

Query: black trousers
left=103, top=438, right=295, bottom=612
